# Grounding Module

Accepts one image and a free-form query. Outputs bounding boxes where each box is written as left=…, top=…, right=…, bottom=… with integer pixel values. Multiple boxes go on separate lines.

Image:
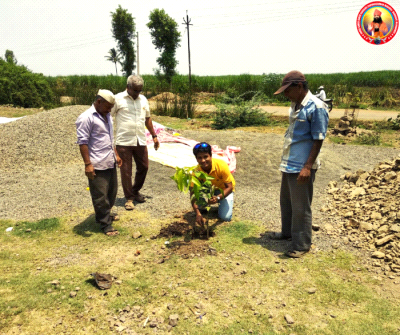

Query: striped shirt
left=280, top=91, right=329, bottom=173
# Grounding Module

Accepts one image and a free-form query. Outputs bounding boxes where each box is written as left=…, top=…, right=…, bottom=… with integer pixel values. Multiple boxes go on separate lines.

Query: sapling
left=171, top=166, right=222, bottom=239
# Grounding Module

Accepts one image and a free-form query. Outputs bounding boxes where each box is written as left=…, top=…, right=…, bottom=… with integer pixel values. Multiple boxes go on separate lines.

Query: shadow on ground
left=243, top=231, right=293, bottom=258
left=73, top=214, right=102, bottom=237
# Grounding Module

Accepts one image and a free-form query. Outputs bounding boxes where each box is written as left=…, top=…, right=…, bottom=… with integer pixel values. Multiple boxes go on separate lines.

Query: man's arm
left=190, top=190, right=206, bottom=227
left=145, top=117, right=160, bottom=150
left=209, top=182, right=233, bottom=204
left=297, top=140, right=323, bottom=183
left=79, top=144, right=96, bottom=180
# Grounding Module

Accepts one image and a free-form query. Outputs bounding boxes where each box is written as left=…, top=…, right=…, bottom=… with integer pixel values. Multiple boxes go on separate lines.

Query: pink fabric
left=145, top=122, right=241, bottom=172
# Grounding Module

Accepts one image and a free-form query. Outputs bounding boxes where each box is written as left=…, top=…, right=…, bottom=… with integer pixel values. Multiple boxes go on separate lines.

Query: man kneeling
left=191, top=142, right=235, bottom=226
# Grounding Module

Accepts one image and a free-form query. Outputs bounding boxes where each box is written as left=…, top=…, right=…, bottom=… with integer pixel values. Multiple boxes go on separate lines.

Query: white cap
left=318, top=86, right=324, bottom=90
left=97, top=89, right=115, bottom=104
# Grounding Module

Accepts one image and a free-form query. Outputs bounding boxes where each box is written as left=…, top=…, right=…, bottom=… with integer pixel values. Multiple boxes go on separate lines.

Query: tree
left=5, top=50, right=17, bottom=65
left=105, top=48, right=122, bottom=75
left=111, top=6, right=135, bottom=77
left=147, top=9, right=181, bottom=82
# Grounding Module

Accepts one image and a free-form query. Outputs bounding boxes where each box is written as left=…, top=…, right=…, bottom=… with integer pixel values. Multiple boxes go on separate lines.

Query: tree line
left=108, top=6, right=181, bottom=83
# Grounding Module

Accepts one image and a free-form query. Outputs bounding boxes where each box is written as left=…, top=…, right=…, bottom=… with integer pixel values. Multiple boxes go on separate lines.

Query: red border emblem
left=357, top=2, right=398, bottom=45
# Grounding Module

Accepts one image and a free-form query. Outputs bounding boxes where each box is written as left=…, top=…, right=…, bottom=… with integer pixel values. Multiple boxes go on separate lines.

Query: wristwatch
left=152, top=135, right=157, bottom=138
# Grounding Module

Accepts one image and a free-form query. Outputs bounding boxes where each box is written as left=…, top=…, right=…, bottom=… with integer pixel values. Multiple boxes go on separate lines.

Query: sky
left=1, top=0, right=399, bottom=77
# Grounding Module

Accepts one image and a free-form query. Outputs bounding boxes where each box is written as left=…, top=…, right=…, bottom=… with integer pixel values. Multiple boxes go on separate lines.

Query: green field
left=1, top=58, right=400, bottom=109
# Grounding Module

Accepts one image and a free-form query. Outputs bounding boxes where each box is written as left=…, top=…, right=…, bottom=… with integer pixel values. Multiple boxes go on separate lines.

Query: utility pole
left=182, top=11, right=193, bottom=87
left=136, top=32, right=140, bottom=75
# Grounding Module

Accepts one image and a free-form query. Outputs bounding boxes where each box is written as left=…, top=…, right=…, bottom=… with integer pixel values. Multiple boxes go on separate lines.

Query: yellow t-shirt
left=196, top=158, right=235, bottom=192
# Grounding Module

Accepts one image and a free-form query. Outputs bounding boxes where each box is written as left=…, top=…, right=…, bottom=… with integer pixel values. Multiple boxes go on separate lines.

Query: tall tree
left=111, top=6, right=135, bottom=77
left=5, top=50, right=17, bottom=65
left=147, top=9, right=181, bottom=82
left=105, top=48, right=122, bottom=75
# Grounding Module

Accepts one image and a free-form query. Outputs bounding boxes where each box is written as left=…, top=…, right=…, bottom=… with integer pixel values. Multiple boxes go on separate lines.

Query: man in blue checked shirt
left=271, top=70, right=329, bottom=258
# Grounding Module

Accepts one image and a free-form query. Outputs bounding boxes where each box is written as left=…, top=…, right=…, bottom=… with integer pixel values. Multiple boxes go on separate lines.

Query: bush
left=387, top=114, right=400, bottom=130
left=0, top=59, right=55, bottom=108
left=212, top=101, right=273, bottom=129
left=354, top=132, right=382, bottom=145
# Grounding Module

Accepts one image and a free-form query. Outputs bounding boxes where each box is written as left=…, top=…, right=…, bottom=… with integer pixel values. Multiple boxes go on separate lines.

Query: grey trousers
left=88, top=167, right=118, bottom=233
left=280, top=170, right=316, bottom=251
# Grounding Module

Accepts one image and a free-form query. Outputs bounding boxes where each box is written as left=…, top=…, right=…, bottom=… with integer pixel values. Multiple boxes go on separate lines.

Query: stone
left=349, top=187, right=366, bottom=198
left=371, top=251, right=385, bottom=259
left=168, top=314, right=179, bottom=327
left=69, top=291, right=77, bottom=298
left=306, top=287, right=317, bottom=294
left=359, top=222, right=373, bottom=232
left=327, top=188, right=339, bottom=194
left=370, top=212, right=382, bottom=220
left=284, top=314, right=294, bottom=324
left=390, top=225, right=400, bottom=233
left=376, top=235, right=395, bottom=246
left=132, top=231, right=142, bottom=239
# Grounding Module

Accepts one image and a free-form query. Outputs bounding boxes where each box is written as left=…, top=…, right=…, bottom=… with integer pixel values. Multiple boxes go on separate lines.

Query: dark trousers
left=88, top=167, right=118, bottom=232
left=116, top=145, right=148, bottom=201
left=280, top=170, right=316, bottom=251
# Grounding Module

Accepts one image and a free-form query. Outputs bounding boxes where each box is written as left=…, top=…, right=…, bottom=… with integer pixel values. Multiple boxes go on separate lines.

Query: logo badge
left=357, top=2, right=398, bottom=45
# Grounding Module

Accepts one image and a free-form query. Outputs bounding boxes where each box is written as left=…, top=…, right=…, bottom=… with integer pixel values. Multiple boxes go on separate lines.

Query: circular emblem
left=357, top=2, right=398, bottom=45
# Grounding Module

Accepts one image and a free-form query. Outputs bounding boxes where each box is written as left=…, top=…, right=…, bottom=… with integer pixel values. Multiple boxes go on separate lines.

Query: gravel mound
left=1, top=106, right=398, bottom=256
left=0, top=105, right=86, bottom=170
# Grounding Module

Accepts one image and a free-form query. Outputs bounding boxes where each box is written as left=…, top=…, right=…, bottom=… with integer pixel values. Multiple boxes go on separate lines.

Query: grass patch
left=1, top=215, right=400, bottom=334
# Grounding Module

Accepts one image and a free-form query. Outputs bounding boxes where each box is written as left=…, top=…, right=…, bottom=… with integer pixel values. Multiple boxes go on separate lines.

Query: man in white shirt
left=112, top=75, right=159, bottom=210
left=315, top=86, right=326, bottom=101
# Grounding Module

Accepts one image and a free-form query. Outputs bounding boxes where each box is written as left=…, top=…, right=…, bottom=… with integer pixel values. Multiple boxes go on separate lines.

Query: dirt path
left=189, top=103, right=399, bottom=120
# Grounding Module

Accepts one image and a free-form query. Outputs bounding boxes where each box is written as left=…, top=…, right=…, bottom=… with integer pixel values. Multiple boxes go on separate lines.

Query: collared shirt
left=111, top=91, right=151, bottom=146
left=75, top=105, right=115, bottom=170
left=315, top=90, right=326, bottom=101
left=280, top=90, right=329, bottom=173
left=196, top=158, right=236, bottom=192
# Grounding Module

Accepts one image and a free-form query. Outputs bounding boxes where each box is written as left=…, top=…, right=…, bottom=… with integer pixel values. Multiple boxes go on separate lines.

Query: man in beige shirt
left=112, top=75, right=159, bottom=210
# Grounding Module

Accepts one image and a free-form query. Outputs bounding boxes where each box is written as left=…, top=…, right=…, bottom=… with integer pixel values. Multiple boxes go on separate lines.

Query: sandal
left=269, top=232, right=292, bottom=241
left=125, top=200, right=134, bottom=210
left=104, top=229, right=119, bottom=236
left=285, top=250, right=309, bottom=258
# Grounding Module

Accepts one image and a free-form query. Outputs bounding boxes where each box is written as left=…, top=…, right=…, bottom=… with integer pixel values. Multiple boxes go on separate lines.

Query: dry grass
left=1, top=211, right=400, bottom=335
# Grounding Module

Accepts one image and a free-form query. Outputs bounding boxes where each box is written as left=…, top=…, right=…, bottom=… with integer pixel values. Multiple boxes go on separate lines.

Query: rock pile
left=323, top=155, right=400, bottom=274
left=330, top=114, right=357, bottom=136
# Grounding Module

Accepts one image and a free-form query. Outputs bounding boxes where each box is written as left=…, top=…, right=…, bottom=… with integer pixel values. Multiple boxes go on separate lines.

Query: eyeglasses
left=194, top=143, right=210, bottom=149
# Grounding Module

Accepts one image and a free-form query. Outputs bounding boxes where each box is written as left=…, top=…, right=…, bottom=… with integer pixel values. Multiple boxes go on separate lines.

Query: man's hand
left=297, top=166, right=311, bottom=184
left=154, top=137, right=160, bottom=151
left=196, top=213, right=206, bottom=227
left=116, top=156, right=122, bottom=167
left=85, top=163, right=96, bottom=180
left=208, top=196, right=219, bottom=205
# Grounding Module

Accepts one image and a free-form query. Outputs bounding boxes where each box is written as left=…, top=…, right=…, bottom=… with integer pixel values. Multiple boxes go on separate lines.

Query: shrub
left=212, top=101, right=273, bottom=129
left=0, top=59, right=55, bottom=108
left=387, top=114, right=400, bottom=130
left=354, top=132, right=382, bottom=145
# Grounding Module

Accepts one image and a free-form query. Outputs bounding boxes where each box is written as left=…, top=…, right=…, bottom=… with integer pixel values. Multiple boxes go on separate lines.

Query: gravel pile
left=322, top=156, right=400, bottom=274
left=1, top=106, right=399, bottom=257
